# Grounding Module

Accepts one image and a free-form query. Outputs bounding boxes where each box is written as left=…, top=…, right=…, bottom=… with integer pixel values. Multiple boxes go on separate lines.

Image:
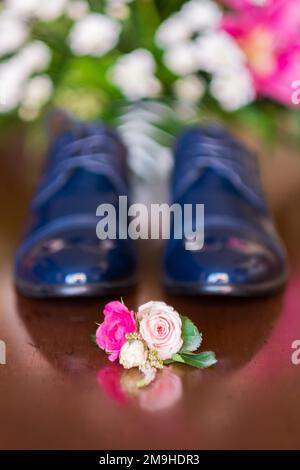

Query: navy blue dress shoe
left=163, top=124, right=287, bottom=296
left=15, top=114, right=137, bottom=298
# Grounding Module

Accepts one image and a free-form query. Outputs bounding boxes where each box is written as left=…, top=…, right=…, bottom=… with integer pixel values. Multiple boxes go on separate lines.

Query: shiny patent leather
left=163, top=124, right=287, bottom=296
left=14, top=118, right=137, bottom=298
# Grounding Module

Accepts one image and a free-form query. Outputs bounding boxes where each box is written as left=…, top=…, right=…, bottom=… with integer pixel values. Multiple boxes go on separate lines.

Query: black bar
left=0, top=450, right=299, bottom=468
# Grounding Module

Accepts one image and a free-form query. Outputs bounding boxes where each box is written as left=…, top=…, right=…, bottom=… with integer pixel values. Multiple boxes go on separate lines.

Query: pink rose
left=138, top=301, right=183, bottom=360
left=96, top=301, right=137, bottom=362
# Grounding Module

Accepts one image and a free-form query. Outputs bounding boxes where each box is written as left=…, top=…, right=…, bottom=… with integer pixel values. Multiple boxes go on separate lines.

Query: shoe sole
left=15, top=277, right=138, bottom=299
left=163, top=273, right=287, bottom=297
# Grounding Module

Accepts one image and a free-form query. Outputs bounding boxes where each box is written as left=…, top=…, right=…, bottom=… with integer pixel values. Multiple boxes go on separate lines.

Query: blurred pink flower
left=97, top=366, right=128, bottom=405
left=97, top=366, right=183, bottom=411
left=96, top=301, right=137, bottom=362
left=139, top=368, right=183, bottom=412
left=222, top=0, right=272, bottom=9
left=221, top=0, right=300, bottom=105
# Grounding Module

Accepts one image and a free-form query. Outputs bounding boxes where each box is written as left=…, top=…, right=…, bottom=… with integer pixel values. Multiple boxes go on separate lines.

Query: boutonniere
left=93, top=300, right=217, bottom=387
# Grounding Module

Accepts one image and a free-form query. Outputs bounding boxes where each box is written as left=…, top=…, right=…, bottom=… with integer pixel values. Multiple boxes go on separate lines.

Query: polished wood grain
left=0, top=128, right=300, bottom=450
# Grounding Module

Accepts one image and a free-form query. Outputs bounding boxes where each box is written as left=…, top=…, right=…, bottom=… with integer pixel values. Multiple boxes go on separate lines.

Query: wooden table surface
left=0, top=128, right=300, bottom=450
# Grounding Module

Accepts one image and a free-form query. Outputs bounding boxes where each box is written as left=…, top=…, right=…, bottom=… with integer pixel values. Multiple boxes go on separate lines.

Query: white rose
left=138, top=301, right=183, bottom=360
left=119, top=339, right=147, bottom=369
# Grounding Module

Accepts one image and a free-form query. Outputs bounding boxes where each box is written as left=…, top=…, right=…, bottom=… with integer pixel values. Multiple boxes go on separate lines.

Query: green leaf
left=91, top=334, right=98, bottom=348
left=171, top=353, right=185, bottom=364
left=180, top=316, right=202, bottom=353
left=167, top=351, right=217, bottom=369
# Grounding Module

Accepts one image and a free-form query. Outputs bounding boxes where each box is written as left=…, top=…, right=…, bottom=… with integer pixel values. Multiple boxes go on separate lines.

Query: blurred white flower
left=105, top=0, right=132, bottom=20
left=181, top=0, right=222, bottom=32
left=37, top=0, right=68, bottom=20
left=110, top=49, right=161, bottom=100
left=5, top=0, right=67, bottom=20
left=19, top=75, right=53, bottom=120
left=0, top=40, right=51, bottom=113
left=18, top=106, right=39, bottom=121
left=69, top=13, right=121, bottom=57
left=210, top=68, right=255, bottom=111
left=155, top=13, right=191, bottom=49
left=156, top=0, right=221, bottom=50
left=198, top=26, right=255, bottom=111
left=174, top=75, right=205, bottom=103
left=0, top=13, right=28, bottom=56
left=4, top=0, right=40, bottom=17
left=18, top=41, right=52, bottom=74
left=195, top=31, right=246, bottom=73
left=22, top=75, right=53, bottom=108
left=65, top=0, right=89, bottom=20
left=0, top=58, right=25, bottom=111
left=164, top=42, right=198, bottom=76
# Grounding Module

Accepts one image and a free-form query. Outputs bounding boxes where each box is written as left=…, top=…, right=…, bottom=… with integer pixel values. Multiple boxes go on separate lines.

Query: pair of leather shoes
left=14, top=114, right=287, bottom=298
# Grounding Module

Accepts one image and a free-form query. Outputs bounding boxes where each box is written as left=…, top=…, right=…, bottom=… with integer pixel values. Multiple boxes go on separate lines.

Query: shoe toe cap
left=164, top=228, right=286, bottom=294
left=15, top=228, right=136, bottom=295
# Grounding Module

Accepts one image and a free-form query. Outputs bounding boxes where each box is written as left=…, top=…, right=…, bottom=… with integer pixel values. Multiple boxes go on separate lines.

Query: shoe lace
left=32, top=124, right=128, bottom=208
left=173, top=130, right=267, bottom=212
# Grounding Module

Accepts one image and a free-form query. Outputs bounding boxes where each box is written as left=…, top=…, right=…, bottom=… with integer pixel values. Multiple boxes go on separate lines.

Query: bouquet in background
left=1, top=0, right=300, bottom=178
